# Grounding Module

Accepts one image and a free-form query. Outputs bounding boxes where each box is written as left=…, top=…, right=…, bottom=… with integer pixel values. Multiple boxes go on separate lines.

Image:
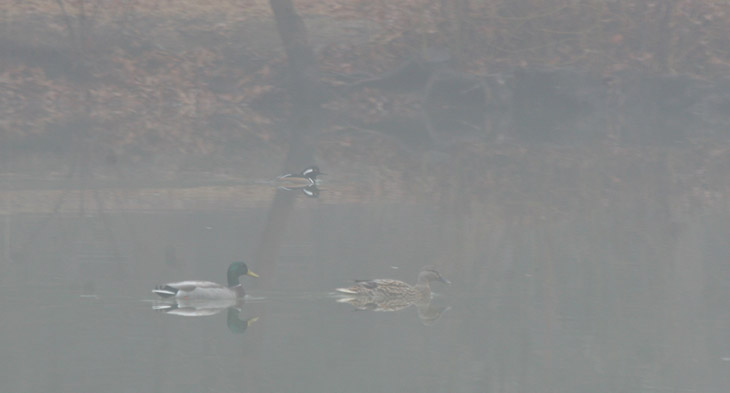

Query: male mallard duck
left=276, top=165, right=323, bottom=189
left=335, top=269, right=450, bottom=312
left=152, top=261, right=258, bottom=300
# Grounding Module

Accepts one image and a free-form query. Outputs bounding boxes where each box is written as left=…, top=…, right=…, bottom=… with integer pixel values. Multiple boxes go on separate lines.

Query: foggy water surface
left=1, top=173, right=729, bottom=393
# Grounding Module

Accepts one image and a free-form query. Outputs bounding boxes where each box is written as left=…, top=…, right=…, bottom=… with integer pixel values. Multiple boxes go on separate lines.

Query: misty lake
left=1, top=158, right=729, bottom=393
left=5, top=1, right=730, bottom=391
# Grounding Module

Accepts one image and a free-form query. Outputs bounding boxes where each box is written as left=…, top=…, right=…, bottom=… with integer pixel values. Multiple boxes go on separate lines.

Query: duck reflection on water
left=151, top=261, right=259, bottom=333
left=153, top=300, right=258, bottom=334
left=335, top=269, right=451, bottom=325
left=153, top=297, right=244, bottom=317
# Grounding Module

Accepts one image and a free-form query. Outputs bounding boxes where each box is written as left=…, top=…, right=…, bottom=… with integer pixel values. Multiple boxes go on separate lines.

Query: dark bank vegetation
left=2, top=0, right=730, bottom=199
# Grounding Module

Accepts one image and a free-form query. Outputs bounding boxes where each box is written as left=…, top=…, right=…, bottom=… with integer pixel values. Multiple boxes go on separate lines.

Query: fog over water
left=2, top=162, right=729, bottom=392
left=3, top=2, right=730, bottom=392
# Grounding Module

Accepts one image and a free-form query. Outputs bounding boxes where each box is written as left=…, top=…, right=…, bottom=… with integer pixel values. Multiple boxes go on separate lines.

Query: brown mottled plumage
left=335, top=269, right=450, bottom=312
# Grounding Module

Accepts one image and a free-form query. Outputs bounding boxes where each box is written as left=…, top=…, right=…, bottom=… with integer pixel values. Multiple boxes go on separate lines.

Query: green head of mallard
left=227, top=262, right=259, bottom=287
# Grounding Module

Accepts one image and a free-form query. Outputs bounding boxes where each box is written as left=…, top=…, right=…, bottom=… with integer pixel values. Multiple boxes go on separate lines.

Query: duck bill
left=439, top=276, right=451, bottom=285
left=247, top=271, right=260, bottom=278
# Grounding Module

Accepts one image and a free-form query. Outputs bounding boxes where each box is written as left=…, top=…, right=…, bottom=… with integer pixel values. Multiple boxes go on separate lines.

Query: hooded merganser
left=300, top=184, right=320, bottom=198
left=276, top=166, right=323, bottom=188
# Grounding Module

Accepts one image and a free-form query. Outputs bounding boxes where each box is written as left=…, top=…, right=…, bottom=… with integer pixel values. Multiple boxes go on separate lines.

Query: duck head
left=418, top=269, right=451, bottom=285
left=300, top=166, right=323, bottom=181
left=227, top=262, right=259, bottom=287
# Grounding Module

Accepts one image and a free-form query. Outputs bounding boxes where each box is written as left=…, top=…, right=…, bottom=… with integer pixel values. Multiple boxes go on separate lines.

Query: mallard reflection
left=335, top=269, right=451, bottom=325
left=152, top=299, right=259, bottom=334
left=153, top=297, right=242, bottom=317
left=227, top=308, right=259, bottom=334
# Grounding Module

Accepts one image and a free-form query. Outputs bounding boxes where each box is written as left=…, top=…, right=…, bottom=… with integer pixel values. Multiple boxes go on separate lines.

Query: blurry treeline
left=2, top=0, right=730, bottom=170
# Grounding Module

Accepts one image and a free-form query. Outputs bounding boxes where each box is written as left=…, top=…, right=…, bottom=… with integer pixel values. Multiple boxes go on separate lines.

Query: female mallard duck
left=335, top=269, right=450, bottom=312
left=152, top=261, right=258, bottom=300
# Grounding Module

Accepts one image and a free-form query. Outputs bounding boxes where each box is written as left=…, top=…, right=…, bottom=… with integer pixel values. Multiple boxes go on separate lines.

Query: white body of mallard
left=152, top=261, right=258, bottom=301
left=153, top=281, right=244, bottom=300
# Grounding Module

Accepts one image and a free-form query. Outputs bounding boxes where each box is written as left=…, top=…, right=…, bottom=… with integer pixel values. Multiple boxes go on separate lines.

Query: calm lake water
left=1, top=167, right=729, bottom=393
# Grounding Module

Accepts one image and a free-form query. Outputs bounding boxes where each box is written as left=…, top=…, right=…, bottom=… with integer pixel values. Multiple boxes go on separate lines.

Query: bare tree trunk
left=269, top=0, right=324, bottom=115
left=656, top=0, right=676, bottom=72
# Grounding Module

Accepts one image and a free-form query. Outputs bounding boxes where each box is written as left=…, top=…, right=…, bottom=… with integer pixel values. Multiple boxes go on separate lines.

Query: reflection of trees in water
left=2, top=121, right=130, bottom=287
left=1, top=166, right=727, bottom=390
left=438, top=193, right=727, bottom=392
left=312, top=172, right=727, bottom=391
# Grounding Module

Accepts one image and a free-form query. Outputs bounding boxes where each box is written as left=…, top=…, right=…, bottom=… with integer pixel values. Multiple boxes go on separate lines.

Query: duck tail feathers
left=152, top=303, right=178, bottom=312
left=335, top=287, right=358, bottom=294
left=152, top=285, right=178, bottom=298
